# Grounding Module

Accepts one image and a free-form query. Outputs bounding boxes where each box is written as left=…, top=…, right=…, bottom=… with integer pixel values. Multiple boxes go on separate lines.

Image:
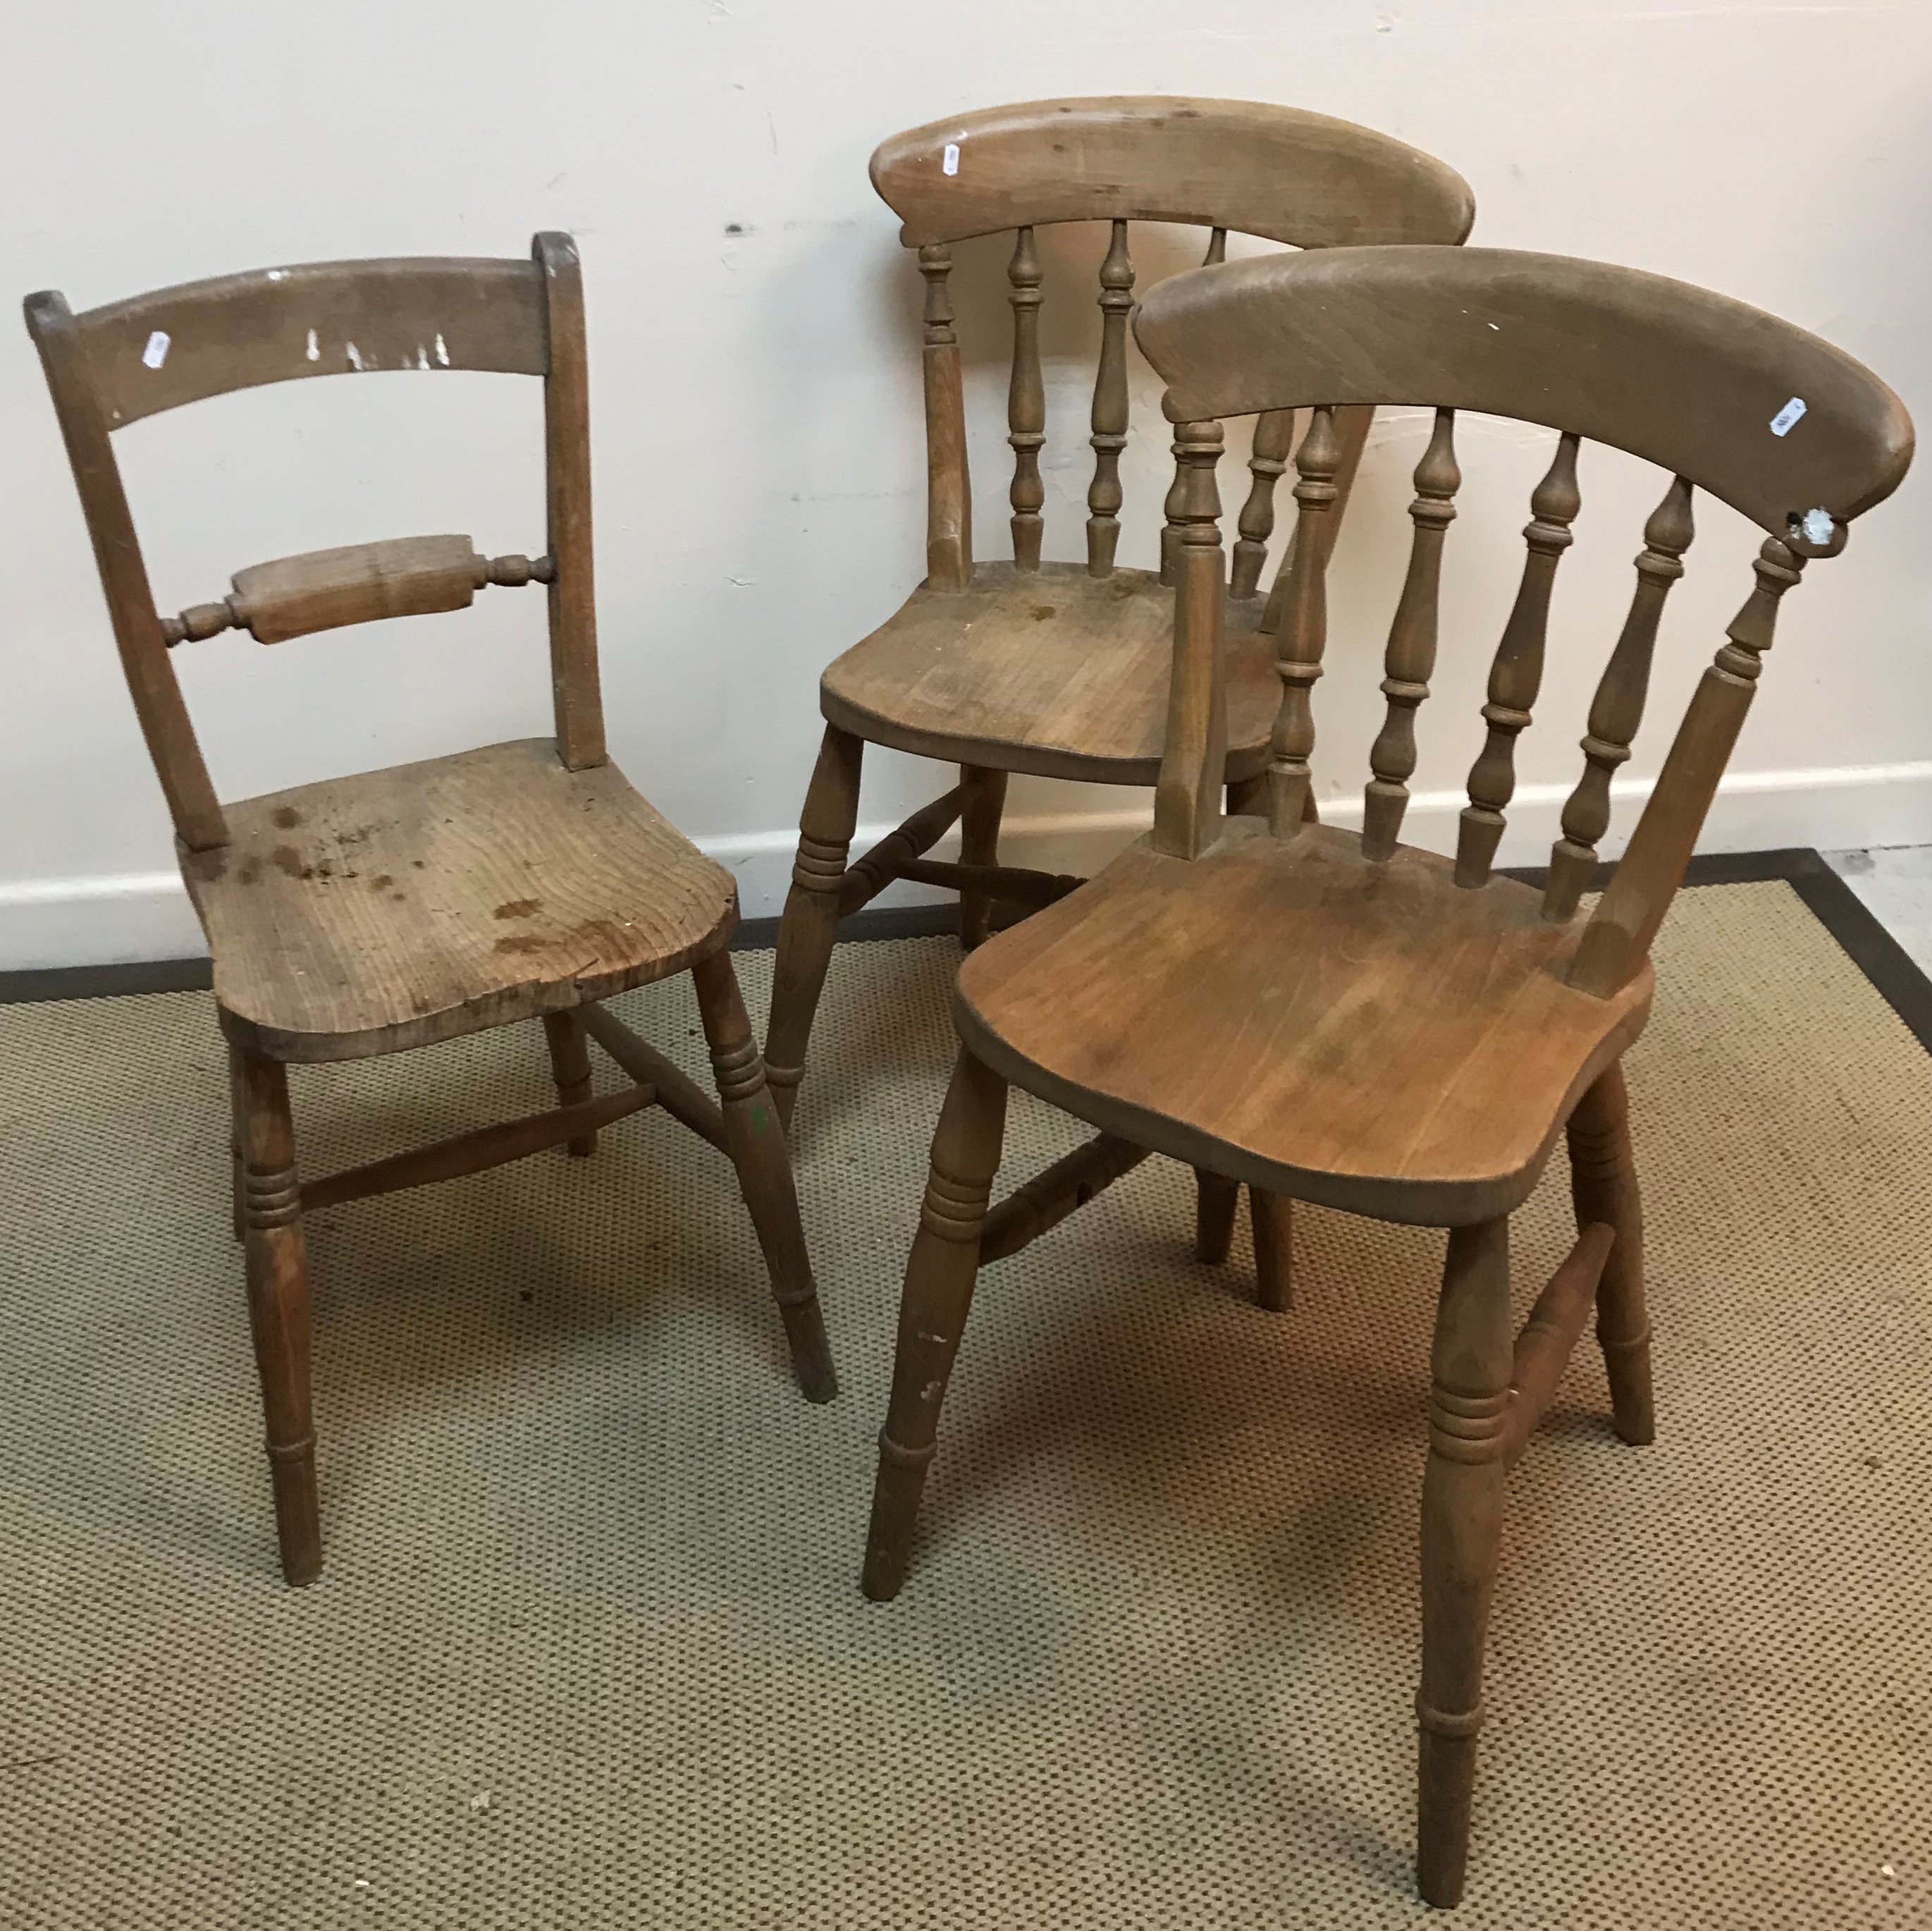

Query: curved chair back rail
left=1133, top=245, right=1910, bottom=537
left=1128, top=245, right=1912, bottom=991
left=870, top=96, right=1475, bottom=249
left=868, top=97, right=1477, bottom=592
left=23, top=234, right=599, bottom=853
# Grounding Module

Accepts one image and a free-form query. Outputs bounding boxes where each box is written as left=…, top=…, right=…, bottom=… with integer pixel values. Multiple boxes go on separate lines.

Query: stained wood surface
left=820, top=563, right=1274, bottom=784
left=70, top=257, right=546, bottom=426
left=1134, top=247, right=1913, bottom=539
left=954, top=821, right=1651, bottom=1225
left=183, top=739, right=736, bottom=1063
left=870, top=97, right=1475, bottom=248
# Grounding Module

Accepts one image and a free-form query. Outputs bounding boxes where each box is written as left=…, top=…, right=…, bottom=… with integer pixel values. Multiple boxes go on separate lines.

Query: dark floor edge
left=1779, top=852, right=1932, bottom=1054
left=8, top=854, right=1929, bottom=1055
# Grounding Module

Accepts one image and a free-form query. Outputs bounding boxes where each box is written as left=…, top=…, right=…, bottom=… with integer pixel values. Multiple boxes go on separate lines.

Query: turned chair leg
left=1250, top=1188, right=1293, bottom=1311
left=541, top=1010, right=598, bottom=1157
left=862, top=1047, right=1009, bottom=1602
left=1416, top=1215, right=1513, bottom=1907
left=1194, top=1167, right=1238, bottom=1261
left=957, top=764, right=1009, bottom=950
left=236, top=1050, right=321, bottom=1586
left=765, top=723, right=863, bottom=1138
left=228, top=1043, right=245, bottom=1242
left=691, top=950, right=838, bottom=1403
left=1568, top=1060, right=1653, bottom=1445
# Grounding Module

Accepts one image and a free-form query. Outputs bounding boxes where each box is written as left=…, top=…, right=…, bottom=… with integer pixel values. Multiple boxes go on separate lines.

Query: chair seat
left=819, top=561, right=1276, bottom=784
left=181, top=738, right=738, bottom=1063
left=954, top=819, right=1654, bottom=1225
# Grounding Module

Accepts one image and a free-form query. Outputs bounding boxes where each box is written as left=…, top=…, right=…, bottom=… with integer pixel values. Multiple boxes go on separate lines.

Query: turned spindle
left=1570, top=538, right=1806, bottom=996
left=1202, top=227, right=1228, bottom=266
left=1265, top=405, right=1341, bottom=839
left=1454, top=432, right=1582, bottom=887
left=1229, top=412, right=1297, bottom=601
left=918, top=244, right=971, bottom=591
left=1541, top=477, right=1695, bottom=920
left=1362, top=409, right=1460, bottom=859
left=1085, top=221, right=1135, bottom=577
left=1007, top=227, right=1045, bottom=572
left=1151, top=420, right=1227, bottom=861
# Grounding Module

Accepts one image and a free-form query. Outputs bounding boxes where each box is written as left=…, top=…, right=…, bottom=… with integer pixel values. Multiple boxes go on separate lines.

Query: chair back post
left=1150, top=420, right=1227, bottom=858
left=1568, top=537, right=1805, bottom=995
left=23, top=289, right=226, bottom=849
left=917, top=245, right=973, bottom=591
left=534, top=232, right=605, bottom=769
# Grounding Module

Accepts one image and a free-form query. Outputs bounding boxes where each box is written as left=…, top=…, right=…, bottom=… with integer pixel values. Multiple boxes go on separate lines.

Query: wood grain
left=183, top=739, right=737, bottom=1062
left=954, top=821, right=1652, bottom=1226
left=69, top=257, right=546, bottom=425
left=820, top=563, right=1274, bottom=785
left=870, top=97, right=1475, bottom=248
left=1135, top=246, right=1913, bottom=539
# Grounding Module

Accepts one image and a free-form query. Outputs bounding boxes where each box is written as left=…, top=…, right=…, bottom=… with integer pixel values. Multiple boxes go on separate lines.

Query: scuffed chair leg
left=957, top=764, right=1008, bottom=950
left=1250, top=1188, right=1293, bottom=1311
left=1568, top=1061, right=1654, bottom=1445
left=1194, top=1168, right=1238, bottom=1263
left=765, top=723, right=863, bottom=1138
left=1415, top=1215, right=1513, bottom=1908
left=692, top=950, right=837, bottom=1404
left=238, top=1052, right=321, bottom=1586
left=862, top=1047, right=1008, bottom=1602
left=541, top=1010, right=598, bottom=1156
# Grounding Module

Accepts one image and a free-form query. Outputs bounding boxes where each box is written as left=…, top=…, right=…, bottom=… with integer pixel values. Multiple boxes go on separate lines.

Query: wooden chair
left=859, top=246, right=1911, bottom=1905
left=25, top=235, right=837, bottom=1588
left=764, top=97, right=1475, bottom=1246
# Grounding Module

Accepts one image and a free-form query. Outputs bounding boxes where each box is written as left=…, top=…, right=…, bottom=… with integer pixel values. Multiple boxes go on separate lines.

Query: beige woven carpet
left=1, top=881, right=1928, bottom=1927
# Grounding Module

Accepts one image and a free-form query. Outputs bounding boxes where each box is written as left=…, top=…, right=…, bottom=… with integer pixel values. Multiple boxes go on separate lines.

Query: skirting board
left=2, top=759, right=1928, bottom=975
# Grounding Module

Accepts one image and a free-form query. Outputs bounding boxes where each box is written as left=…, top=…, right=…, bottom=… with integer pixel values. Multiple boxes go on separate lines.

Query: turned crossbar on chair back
left=1131, top=245, right=1912, bottom=992
left=869, top=98, right=1475, bottom=594
left=23, top=234, right=601, bottom=853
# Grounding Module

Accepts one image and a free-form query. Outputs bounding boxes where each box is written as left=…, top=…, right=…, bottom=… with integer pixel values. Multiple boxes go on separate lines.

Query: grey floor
left=1826, top=845, right=1932, bottom=976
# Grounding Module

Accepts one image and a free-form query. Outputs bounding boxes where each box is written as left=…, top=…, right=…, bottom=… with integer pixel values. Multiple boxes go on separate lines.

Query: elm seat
left=820, top=564, right=1277, bottom=785
left=181, top=739, right=739, bottom=1064
left=954, top=820, right=1654, bottom=1227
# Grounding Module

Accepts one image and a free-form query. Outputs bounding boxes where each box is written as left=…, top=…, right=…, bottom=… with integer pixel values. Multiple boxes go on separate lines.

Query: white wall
left=4, top=0, right=1929, bottom=969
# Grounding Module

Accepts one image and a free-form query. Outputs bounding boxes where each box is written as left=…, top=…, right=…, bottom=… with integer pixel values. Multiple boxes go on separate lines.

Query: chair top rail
left=871, top=97, right=1475, bottom=252
left=67, top=255, right=548, bottom=427
left=1133, top=246, right=1912, bottom=544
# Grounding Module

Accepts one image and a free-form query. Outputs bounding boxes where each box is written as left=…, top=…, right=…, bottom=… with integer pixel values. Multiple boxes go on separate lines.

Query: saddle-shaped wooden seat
left=956, top=820, right=1652, bottom=1227
left=820, top=563, right=1276, bottom=785
left=185, top=740, right=737, bottom=1063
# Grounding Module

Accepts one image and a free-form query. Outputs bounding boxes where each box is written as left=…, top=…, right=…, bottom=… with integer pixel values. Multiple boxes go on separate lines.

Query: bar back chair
left=25, top=235, right=837, bottom=1588
left=764, top=97, right=1474, bottom=1155
left=860, top=245, right=1911, bottom=1905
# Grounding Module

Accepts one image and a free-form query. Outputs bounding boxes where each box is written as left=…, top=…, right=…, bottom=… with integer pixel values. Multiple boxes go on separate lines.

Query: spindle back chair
left=859, top=246, right=1911, bottom=1907
left=25, top=235, right=837, bottom=1589
left=764, top=98, right=1474, bottom=1156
